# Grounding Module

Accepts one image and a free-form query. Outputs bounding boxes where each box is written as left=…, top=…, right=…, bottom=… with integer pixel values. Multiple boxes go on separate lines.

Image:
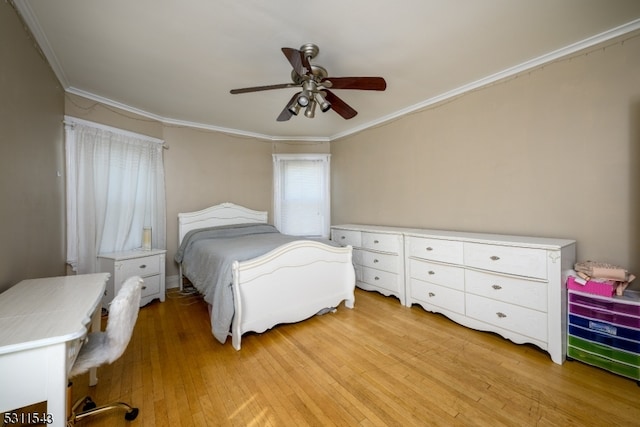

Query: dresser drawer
left=141, top=274, right=161, bottom=298
left=360, top=251, right=398, bottom=273
left=465, top=269, right=547, bottom=312
left=360, top=266, right=400, bottom=293
left=464, top=243, right=547, bottom=279
left=361, top=232, right=400, bottom=253
left=118, top=254, right=161, bottom=278
left=410, top=278, right=465, bottom=314
left=466, top=293, right=547, bottom=342
left=408, top=236, right=463, bottom=264
left=409, top=258, right=464, bottom=291
left=332, top=229, right=361, bottom=248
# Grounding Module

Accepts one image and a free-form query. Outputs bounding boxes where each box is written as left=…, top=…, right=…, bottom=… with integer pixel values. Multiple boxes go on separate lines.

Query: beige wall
left=331, top=31, right=640, bottom=274
left=0, top=3, right=66, bottom=292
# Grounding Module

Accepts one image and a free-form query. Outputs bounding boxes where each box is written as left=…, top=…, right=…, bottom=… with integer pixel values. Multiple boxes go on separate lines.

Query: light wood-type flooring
left=6, top=287, right=640, bottom=426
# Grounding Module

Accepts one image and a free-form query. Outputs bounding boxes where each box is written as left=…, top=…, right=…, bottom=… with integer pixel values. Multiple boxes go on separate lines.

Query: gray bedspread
left=175, top=224, right=335, bottom=344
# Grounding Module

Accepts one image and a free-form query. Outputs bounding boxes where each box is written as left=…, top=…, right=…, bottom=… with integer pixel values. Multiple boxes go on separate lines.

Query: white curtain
left=65, top=118, right=166, bottom=274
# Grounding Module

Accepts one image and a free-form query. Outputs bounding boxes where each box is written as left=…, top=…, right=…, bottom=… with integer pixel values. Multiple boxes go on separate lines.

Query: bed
left=175, top=202, right=356, bottom=350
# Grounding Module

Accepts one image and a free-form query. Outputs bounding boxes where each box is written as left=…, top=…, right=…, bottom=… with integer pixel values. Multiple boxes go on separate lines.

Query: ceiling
left=13, top=1, right=640, bottom=141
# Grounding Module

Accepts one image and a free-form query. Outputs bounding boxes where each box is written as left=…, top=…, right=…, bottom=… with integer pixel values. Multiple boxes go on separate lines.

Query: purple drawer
left=569, top=291, right=640, bottom=317
left=569, top=303, right=640, bottom=329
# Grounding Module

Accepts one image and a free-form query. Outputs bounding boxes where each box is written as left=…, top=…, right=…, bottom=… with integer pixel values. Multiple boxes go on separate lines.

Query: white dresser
left=332, top=224, right=576, bottom=364
left=331, top=225, right=406, bottom=305
left=406, top=229, right=575, bottom=364
left=98, top=249, right=166, bottom=307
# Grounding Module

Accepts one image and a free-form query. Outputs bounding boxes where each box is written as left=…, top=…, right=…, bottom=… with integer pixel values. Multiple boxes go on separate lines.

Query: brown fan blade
left=321, top=77, right=386, bottom=91
left=281, top=48, right=309, bottom=76
left=230, top=83, right=296, bottom=94
left=323, top=90, right=357, bottom=119
left=276, top=92, right=301, bottom=122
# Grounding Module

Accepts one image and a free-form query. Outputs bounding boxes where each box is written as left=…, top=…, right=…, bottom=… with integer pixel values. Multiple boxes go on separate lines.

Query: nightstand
left=98, top=249, right=166, bottom=308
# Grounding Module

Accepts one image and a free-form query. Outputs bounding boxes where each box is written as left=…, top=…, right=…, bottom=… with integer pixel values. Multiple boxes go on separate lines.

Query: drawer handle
left=139, top=264, right=147, bottom=269
left=374, top=240, right=379, bottom=244
left=341, top=236, right=346, bottom=240
left=373, top=259, right=379, bottom=263
left=496, top=312, right=507, bottom=318
left=491, top=284, right=502, bottom=290
left=428, top=271, right=435, bottom=275
left=374, top=276, right=380, bottom=281
left=428, top=292, right=435, bottom=297
left=490, top=256, right=500, bottom=261
left=426, top=247, right=433, bottom=251
left=142, top=285, right=147, bottom=290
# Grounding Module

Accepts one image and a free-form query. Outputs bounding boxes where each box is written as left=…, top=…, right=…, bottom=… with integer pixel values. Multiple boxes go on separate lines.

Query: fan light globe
left=297, top=93, right=310, bottom=107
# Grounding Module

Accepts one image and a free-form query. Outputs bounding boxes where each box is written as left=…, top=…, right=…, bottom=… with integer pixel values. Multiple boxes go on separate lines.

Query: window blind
left=273, top=154, right=330, bottom=237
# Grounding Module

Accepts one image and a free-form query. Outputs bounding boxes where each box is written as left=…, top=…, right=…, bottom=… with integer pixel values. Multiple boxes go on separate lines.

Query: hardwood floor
left=8, top=287, right=640, bottom=426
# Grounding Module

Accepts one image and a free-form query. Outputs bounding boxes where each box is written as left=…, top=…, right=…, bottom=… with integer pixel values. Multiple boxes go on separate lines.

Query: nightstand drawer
left=141, top=275, right=161, bottom=298
left=118, top=255, right=161, bottom=278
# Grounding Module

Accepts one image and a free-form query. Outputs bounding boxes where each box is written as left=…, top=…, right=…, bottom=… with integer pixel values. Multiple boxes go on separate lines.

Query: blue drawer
left=569, top=314, right=640, bottom=341
left=569, top=324, right=640, bottom=354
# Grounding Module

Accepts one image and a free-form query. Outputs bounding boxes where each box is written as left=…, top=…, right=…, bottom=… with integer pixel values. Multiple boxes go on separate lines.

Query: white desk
left=0, top=273, right=108, bottom=426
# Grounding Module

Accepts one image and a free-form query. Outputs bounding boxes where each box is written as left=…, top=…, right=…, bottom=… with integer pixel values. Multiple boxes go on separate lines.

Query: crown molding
left=12, top=0, right=69, bottom=87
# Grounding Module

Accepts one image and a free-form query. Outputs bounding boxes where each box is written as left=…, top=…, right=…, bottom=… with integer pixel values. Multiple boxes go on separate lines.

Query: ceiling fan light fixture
left=288, top=102, right=301, bottom=116
left=304, top=99, right=316, bottom=118
left=317, top=94, right=331, bottom=112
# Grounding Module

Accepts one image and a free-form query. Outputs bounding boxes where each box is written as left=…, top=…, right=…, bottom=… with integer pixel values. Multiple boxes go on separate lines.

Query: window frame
left=272, top=153, right=331, bottom=238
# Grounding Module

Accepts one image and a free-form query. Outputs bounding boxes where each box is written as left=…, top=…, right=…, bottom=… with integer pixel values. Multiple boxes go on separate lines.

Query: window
left=273, top=154, right=330, bottom=238
left=65, top=117, right=166, bottom=273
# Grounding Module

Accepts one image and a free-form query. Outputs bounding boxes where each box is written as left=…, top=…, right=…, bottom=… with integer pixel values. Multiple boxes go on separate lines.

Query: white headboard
left=178, top=202, right=268, bottom=244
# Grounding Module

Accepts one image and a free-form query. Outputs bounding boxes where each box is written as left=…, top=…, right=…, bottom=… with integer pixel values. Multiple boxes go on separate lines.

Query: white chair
left=67, top=275, right=144, bottom=425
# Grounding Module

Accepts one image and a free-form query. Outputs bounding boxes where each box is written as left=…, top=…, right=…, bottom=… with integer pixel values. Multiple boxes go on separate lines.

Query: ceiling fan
left=230, top=43, right=387, bottom=121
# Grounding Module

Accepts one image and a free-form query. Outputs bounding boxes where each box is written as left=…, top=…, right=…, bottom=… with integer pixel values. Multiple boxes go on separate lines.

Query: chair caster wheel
left=83, top=398, right=97, bottom=411
left=125, top=407, right=139, bottom=421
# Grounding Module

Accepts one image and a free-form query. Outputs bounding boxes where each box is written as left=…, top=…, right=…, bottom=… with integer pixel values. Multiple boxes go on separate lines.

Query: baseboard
left=166, top=274, right=180, bottom=289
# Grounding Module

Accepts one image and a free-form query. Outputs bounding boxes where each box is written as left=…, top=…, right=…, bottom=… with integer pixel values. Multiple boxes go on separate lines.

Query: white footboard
left=230, top=241, right=355, bottom=350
